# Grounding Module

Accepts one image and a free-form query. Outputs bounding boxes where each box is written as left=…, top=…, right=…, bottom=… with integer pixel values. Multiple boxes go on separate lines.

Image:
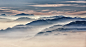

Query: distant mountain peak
left=15, top=13, right=34, bottom=16
left=0, top=14, right=6, bottom=16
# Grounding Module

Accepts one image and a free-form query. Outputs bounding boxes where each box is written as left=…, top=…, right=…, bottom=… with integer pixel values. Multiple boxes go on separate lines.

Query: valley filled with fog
left=0, top=15, right=86, bottom=47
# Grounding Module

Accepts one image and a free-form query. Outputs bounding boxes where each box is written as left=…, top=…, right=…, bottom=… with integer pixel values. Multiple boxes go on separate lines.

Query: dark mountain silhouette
left=1, top=14, right=6, bottom=16
left=15, top=13, right=34, bottom=16
left=65, top=21, right=86, bottom=26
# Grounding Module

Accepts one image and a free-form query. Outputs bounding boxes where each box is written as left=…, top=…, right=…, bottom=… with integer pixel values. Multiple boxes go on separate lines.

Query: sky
left=0, top=0, right=86, bottom=15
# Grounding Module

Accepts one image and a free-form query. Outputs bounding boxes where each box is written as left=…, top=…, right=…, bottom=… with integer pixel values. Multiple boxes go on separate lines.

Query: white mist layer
left=0, top=32, right=86, bottom=47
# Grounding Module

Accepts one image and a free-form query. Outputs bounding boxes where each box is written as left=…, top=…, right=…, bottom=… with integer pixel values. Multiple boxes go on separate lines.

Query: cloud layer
left=0, top=0, right=86, bottom=15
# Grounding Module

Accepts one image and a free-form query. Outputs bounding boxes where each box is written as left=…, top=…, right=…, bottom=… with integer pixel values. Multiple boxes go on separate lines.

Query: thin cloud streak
left=65, top=1, right=86, bottom=3
left=28, top=4, right=86, bottom=7
left=28, top=4, right=77, bottom=7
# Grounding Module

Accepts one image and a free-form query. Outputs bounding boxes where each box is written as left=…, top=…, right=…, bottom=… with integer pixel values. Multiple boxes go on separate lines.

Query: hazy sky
left=0, top=0, right=86, bottom=15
